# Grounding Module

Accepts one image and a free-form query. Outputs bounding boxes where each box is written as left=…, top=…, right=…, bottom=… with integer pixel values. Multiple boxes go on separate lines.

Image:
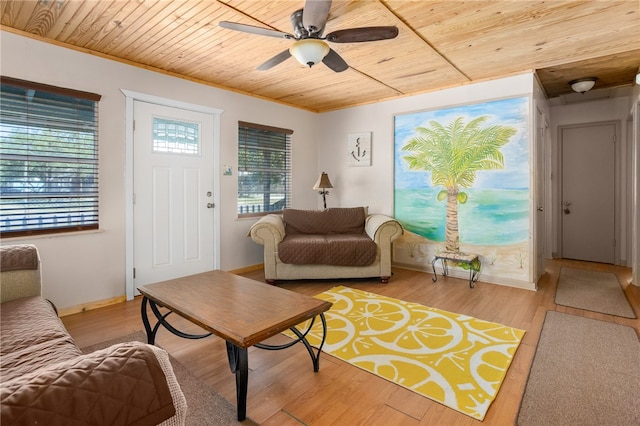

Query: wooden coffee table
left=137, top=270, right=332, bottom=421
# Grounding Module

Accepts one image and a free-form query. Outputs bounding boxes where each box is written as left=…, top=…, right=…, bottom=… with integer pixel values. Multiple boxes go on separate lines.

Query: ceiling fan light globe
left=569, top=77, right=597, bottom=94
left=290, top=39, right=330, bottom=67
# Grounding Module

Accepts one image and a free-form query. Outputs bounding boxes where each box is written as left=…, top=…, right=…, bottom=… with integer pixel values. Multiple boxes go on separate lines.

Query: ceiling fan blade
left=322, top=48, right=348, bottom=73
left=257, top=49, right=292, bottom=71
left=302, top=0, right=332, bottom=35
left=326, top=26, right=399, bottom=43
left=219, top=21, right=293, bottom=39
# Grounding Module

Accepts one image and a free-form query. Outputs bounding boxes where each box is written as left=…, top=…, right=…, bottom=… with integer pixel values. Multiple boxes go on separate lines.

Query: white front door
left=133, top=100, right=215, bottom=287
left=561, top=123, right=616, bottom=264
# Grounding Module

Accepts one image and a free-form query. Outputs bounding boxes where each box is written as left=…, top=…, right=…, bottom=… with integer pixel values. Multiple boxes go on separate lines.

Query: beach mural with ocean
left=393, top=97, right=530, bottom=282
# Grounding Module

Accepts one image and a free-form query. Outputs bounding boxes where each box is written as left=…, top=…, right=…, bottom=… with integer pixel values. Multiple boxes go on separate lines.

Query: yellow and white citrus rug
left=287, top=286, right=525, bottom=420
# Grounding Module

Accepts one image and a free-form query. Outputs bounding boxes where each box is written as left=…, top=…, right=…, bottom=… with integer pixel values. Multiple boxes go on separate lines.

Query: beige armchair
left=250, top=209, right=403, bottom=283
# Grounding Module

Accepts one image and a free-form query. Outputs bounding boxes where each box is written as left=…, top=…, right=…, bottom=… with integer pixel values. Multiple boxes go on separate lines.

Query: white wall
left=317, top=75, right=536, bottom=213
left=318, top=74, right=538, bottom=289
left=549, top=96, right=632, bottom=264
left=1, top=31, right=319, bottom=310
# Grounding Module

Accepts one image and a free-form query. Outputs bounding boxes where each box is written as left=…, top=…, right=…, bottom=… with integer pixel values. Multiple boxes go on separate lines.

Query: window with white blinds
left=0, top=77, right=101, bottom=237
left=237, top=121, right=292, bottom=217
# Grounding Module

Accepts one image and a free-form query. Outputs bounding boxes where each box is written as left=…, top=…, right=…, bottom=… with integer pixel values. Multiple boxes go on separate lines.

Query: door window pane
left=152, top=118, right=199, bottom=155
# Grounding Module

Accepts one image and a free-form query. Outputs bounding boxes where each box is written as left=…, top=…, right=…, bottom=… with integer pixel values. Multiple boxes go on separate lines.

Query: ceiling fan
left=219, top=0, right=399, bottom=72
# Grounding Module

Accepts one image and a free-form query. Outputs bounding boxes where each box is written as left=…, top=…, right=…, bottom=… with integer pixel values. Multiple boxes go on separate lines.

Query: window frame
left=0, top=76, right=101, bottom=238
left=237, top=121, right=292, bottom=218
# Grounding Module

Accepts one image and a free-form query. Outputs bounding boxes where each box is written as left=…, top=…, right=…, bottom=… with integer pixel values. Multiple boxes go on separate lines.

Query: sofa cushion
left=1, top=342, right=176, bottom=426
left=283, top=207, right=366, bottom=235
left=1, top=296, right=82, bottom=382
left=278, top=234, right=377, bottom=266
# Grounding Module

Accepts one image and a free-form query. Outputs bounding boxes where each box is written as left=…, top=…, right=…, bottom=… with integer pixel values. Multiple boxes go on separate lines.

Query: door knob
left=564, top=208, right=570, bottom=214
left=537, top=206, right=544, bottom=212
left=207, top=203, right=214, bottom=209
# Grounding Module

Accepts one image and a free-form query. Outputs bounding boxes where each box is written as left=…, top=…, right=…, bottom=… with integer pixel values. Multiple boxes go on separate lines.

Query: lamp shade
left=290, top=39, right=330, bottom=68
left=569, top=77, right=597, bottom=94
left=313, top=172, right=333, bottom=190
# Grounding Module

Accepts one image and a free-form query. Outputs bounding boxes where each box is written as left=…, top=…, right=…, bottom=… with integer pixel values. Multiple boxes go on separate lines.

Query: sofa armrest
left=249, top=214, right=285, bottom=244
left=0, top=342, right=185, bottom=426
left=365, top=214, right=404, bottom=244
left=249, top=214, right=285, bottom=281
left=148, top=345, right=187, bottom=426
left=365, top=215, right=403, bottom=279
left=0, top=244, right=42, bottom=303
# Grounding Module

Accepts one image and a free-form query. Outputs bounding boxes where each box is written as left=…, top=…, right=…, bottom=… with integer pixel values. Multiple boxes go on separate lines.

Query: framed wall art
left=347, top=132, right=371, bottom=166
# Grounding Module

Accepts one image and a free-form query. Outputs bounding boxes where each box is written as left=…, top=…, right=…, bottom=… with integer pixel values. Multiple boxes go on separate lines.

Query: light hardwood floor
left=62, top=259, right=639, bottom=425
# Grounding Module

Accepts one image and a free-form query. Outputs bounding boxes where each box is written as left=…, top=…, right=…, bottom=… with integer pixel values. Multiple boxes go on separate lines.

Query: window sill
left=1, top=228, right=105, bottom=241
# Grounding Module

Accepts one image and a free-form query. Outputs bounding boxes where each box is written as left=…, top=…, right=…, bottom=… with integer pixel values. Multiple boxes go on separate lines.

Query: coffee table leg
left=226, top=342, right=248, bottom=421
left=140, top=296, right=213, bottom=344
left=314, top=312, right=328, bottom=371
left=140, top=296, right=157, bottom=344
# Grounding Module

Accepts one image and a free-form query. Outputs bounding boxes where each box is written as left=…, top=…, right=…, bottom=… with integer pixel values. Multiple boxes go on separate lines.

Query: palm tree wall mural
left=401, top=116, right=517, bottom=252
left=393, top=97, right=530, bottom=282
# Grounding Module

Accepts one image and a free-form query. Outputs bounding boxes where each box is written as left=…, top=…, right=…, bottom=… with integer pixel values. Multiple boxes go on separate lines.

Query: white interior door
left=133, top=100, right=215, bottom=287
left=534, top=110, right=547, bottom=280
left=561, top=123, right=615, bottom=263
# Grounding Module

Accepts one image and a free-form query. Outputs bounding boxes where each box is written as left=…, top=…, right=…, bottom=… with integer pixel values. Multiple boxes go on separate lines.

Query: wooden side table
left=432, top=251, right=481, bottom=288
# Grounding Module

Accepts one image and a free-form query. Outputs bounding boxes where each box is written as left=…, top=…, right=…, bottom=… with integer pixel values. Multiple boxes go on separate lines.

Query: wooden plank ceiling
left=1, top=0, right=638, bottom=112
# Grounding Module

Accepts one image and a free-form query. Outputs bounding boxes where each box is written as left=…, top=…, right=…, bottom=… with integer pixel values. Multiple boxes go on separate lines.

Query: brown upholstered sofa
left=0, top=244, right=187, bottom=425
left=249, top=207, right=403, bottom=283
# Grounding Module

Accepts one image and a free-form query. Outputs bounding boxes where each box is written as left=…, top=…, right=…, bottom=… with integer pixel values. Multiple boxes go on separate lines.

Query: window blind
left=238, top=121, right=292, bottom=217
left=0, top=77, right=101, bottom=237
